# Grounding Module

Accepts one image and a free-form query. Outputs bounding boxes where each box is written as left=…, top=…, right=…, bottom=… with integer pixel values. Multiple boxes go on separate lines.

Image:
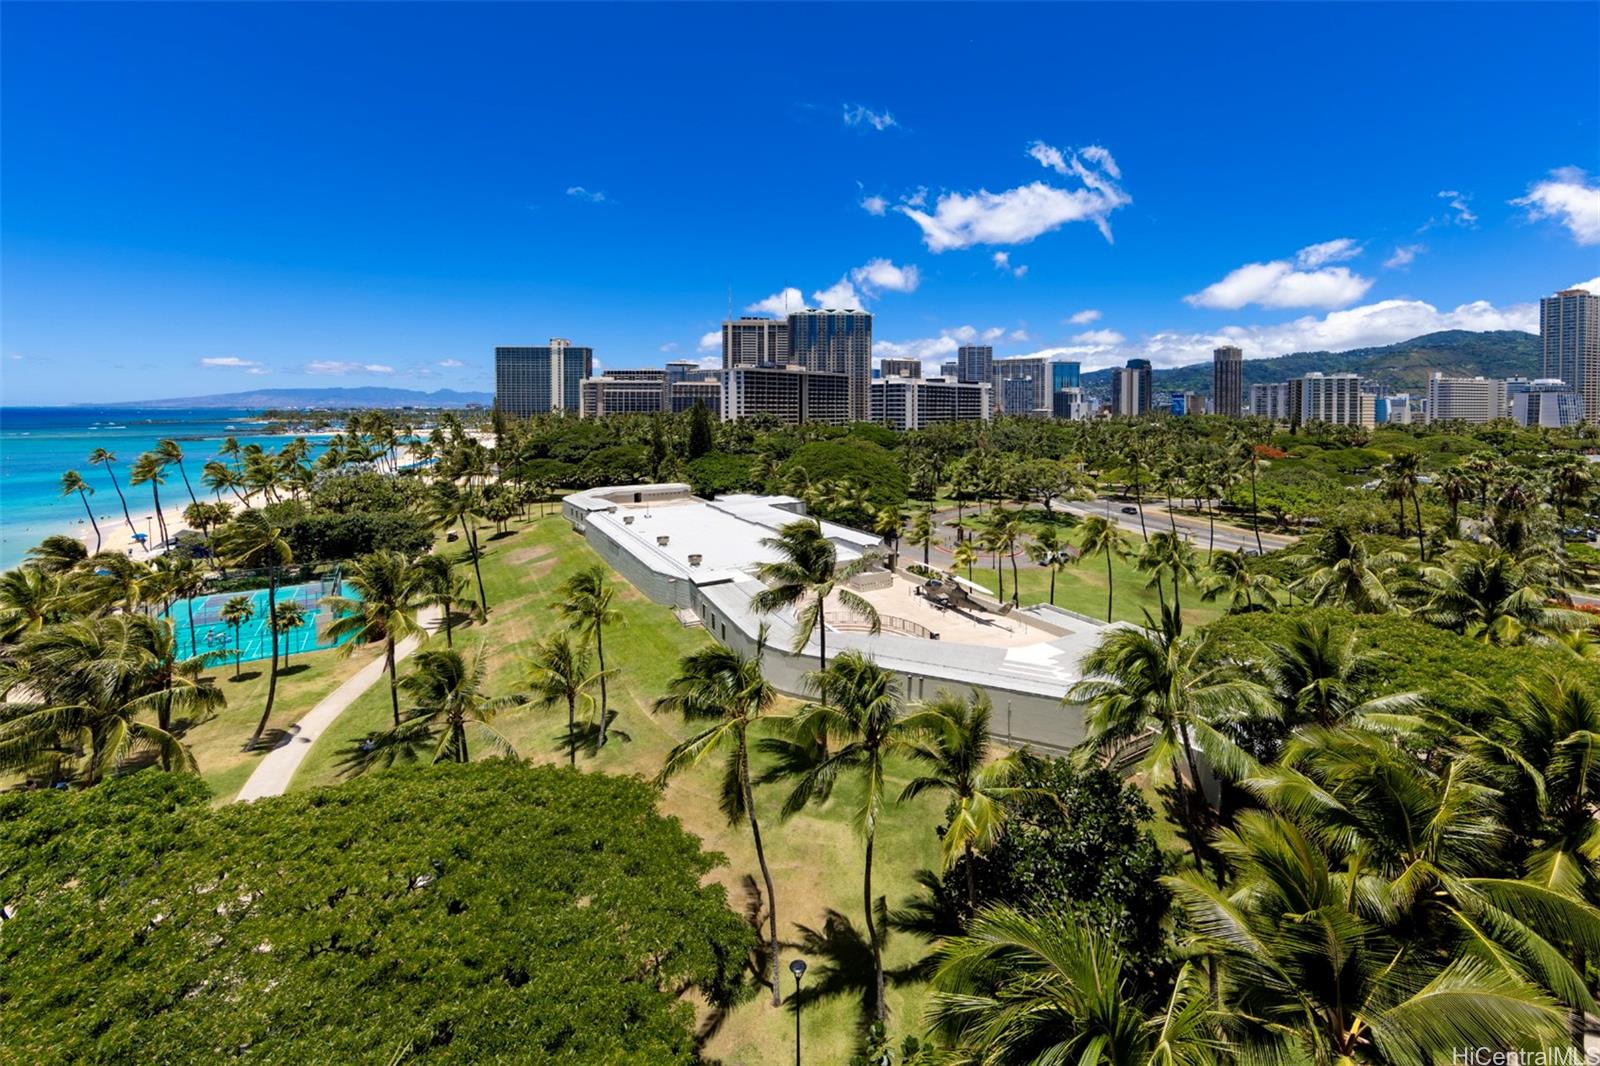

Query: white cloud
left=903, top=187, right=927, bottom=208
left=1185, top=251, right=1373, bottom=310
left=436, top=358, right=465, bottom=368
left=842, top=104, right=897, bottom=131
left=566, top=186, right=608, bottom=203
left=812, top=278, right=863, bottom=308
left=246, top=367, right=269, bottom=376
left=898, top=144, right=1130, bottom=250
left=694, top=355, right=720, bottom=370
left=1295, top=238, right=1362, bottom=268
left=1067, top=309, right=1102, bottom=325
left=1573, top=276, right=1600, bottom=294
left=658, top=342, right=680, bottom=353
left=981, top=327, right=1005, bottom=342
left=861, top=195, right=888, bottom=216
left=992, top=251, right=1028, bottom=278
left=1073, top=329, right=1126, bottom=345
left=1384, top=244, right=1424, bottom=269
left=201, top=356, right=261, bottom=369
left=305, top=361, right=395, bottom=375
left=850, top=258, right=920, bottom=294
left=1434, top=189, right=1478, bottom=228
left=1073, top=297, right=1536, bottom=372
left=698, top=331, right=723, bottom=353
left=1013, top=264, right=1029, bottom=278
left=746, top=288, right=804, bottom=316
left=874, top=324, right=1011, bottom=374
left=1512, top=167, right=1600, bottom=245
left=1027, top=141, right=1068, bottom=174
left=1009, top=329, right=1030, bottom=342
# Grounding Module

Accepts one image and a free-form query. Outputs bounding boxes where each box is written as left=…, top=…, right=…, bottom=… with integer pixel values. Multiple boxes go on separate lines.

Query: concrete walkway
left=235, top=607, right=442, bottom=802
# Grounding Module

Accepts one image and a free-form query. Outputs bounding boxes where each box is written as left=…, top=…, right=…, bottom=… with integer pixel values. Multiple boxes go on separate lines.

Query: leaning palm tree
left=24, top=534, right=88, bottom=575
left=653, top=639, right=786, bottom=1005
left=154, top=438, right=200, bottom=508
left=907, top=506, right=940, bottom=567
left=1073, top=514, right=1129, bottom=623
left=431, top=482, right=490, bottom=615
left=1199, top=548, right=1284, bottom=615
left=399, top=647, right=522, bottom=764
left=323, top=550, right=430, bottom=729
left=220, top=595, right=255, bottom=679
left=129, top=451, right=171, bottom=549
left=750, top=518, right=882, bottom=673
left=88, top=447, right=138, bottom=544
left=219, top=510, right=294, bottom=742
left=525, top=632, right=607, bottom=768
left=60, top=470, right=101, bottom=554
left=416, top=552, right=479, bottom=648
left=899, top=689, right=1030, bottom=911
left=772, top=651, right=915, bottom=1022
left=556, top=566, right=623, bottom=748
left=926, top=906, right=1225, bottom=1065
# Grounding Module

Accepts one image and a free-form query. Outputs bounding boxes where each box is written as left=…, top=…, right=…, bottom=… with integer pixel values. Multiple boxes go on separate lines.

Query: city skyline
left=4, top=3, right=1600, bottom=405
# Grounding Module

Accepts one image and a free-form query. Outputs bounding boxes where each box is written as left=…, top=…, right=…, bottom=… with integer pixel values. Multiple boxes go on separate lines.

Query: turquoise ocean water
left=0, top=407, right=323, bottom=570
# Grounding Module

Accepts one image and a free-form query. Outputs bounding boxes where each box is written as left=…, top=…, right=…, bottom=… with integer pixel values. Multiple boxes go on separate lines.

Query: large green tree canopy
left=0, top=764, right=754, bottom=1064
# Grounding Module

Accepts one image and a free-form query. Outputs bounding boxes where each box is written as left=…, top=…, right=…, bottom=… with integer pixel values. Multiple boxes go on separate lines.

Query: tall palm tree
left=907, top=506, right=940, bottom=567
left=202, top=459, right=246, bottom=504
left=219, top=510, right=294, bottom=742
left=129, top=452, right=170, bottom=549
left=556, top=565, right=623, bottom=748
left=1380, top=450, right=1427, bottom=560
left=1285, top=525, right=1404, bottom=613
left=872, top=505, right=906, bottom=571
left=138, top=615, right=226, bottom=754
left=1069, top=605, right=1272, bottom=882
left=154, top=438, right=199, bottom=507
left=323, top=550, right=430, bottom=728
left=221, top=595, right=254, bottom=679
left=1026, top=526, right=1075, bottom=607
left=271, top=599, right=307, bottom=669
left=1199, top=549, right=1283, bottom=614
left=88, top=448, right=138, bottom=545
left=749, top=518, right=881, bottom=674
left=926, top=906, right=1224, bottom=1065
left=1138, top=530, right=1201, bottom=618
left=653, top=640, right=786, bottom=1005
left=952, top=539, right=979, bottom=584
left=399, top=647, right=521, bottom=763
left=899, top=689, right=1030, bottom=910
left=431, top=482, right=490, bottom=615
left=526, top=632, right=606, bottom=767
left=416, top=553, right=479, bottom=648
left=1073, top=514, right=1129, bottom=623
left=60, top=470, right=101, bottom=554
left=773, top=651, right=915, bottom=1022
left=1233, top=431, right=1265, bottom=554
left=1418, top=543, right=1582, bottom=644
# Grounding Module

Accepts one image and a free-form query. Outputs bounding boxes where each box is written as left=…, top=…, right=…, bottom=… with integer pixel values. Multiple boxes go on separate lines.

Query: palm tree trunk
left=595, top=627, right=609, bottom=748
left=460, top=517, right=490, bottom=614
left=151, top=482, right=168, bottom=547
left=1177, top=729, right=1225, bottom=888
left=1009, top=545, right=1020, bottom=605
left=177, top=461, right=198, bottom=506
left=252, top=570, right=281, bottom=742
left=566, top=694, right=576, bottom=768
left=1105, top=549, right=1114, bottom=622
left=185, top=597, right=198, bottom=661
left=1249, top=463, right=1263, bottom=553
left=78, top=489, right=102, bottom=552
left=1412, top=492, right=1426, bottom=562
left=964, top=841, right=978, bottom=912
left=233, top=622, right=241, bottom=679
left=106, top=465, right=136, bottom=536
left=741, top=734, right=783, bottom=1007
left=442, top=594, right=454, bottom=647
left=864, top=828, right=886, bottom=1022
left=1172, top=568, right=1183, bottom=619
left=387, top=638, right=400, bottom=727
left=1048, top=567, right=1056, bottom=606
left=1134, top=480, right=1148, bottom=541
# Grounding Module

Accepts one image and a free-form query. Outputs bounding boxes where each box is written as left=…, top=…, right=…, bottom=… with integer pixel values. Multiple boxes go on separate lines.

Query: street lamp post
left=789, top=958, right=808, bottom=1066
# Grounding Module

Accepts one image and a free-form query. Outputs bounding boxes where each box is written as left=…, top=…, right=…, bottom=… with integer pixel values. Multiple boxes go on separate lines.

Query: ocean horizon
left=0, top=406, right=322, bottom=570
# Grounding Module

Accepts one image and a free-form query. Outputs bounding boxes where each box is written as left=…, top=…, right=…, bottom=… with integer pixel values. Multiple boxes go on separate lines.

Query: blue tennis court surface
left=163, top=580, right=362, bottom=664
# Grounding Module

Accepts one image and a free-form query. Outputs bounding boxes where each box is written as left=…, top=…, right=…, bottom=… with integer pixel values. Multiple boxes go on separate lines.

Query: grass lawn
left=288, top=513, right=951, bottom=1063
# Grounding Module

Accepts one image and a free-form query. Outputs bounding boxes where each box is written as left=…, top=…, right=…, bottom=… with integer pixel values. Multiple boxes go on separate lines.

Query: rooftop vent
left=688, top=553, right=702, bottom=567
left=657, top=535, right=670, bottom=547
left=623, top=515, right=635, bottom=525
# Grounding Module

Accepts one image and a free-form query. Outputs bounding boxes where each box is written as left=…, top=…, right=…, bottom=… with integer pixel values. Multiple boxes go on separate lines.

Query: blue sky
left=3, top=2, right=1598, bottom=405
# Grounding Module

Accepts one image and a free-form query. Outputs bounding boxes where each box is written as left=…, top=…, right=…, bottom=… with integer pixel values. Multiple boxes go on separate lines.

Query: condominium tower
left=1111, top=358, right=1153, bottom=417
left=721, top=317, right=789, bottom=368
left=1212, top=345, right=1243, bottom=417
left=787, top=309, right=872, bottom=422
left=957, top=345, right=993, bottom=385
left=1541, top=288, right=1600, bottom=421
left=495, top=339, right=593, bottom=417
left=1424, top=373, right=1507, bottom=424
left=878, top=357, right=921, bottom=379
left=991, top=355, right=1051, bottom=416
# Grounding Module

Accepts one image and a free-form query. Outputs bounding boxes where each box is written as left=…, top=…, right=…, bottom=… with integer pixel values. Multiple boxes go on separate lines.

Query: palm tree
left=139, top=615, right=226, bottom=753
left=1026, top=526, right=1075, bottom=607
left=221, top=595, right=255, bottom=679
left=653, top=640, right=786, bottom=1005
left=899, top=689, right=1029, bottom=911
left=907, top=506, right=940, bottom=567
left=526, top=633, right=606, bottom=767
left=773, top=652, right=916, bottom=1022
left=926, top=906, right=1223, bottom=1064
left=1380, top=450, right=1427, bottom=560
left=416, top=553, right=478, bottom=648
left=154, top=438, right=199, bottom=507
left=952, top=539, right=979, bottom=584
left=431, top=482, right=490, bottom=615
left=992, top=508, right=1027, bottom=606
left=1073, top=514, right=1129, bottom=623
left=323, top=550, right=430, bottom=728
left=1138, top=530, right=1201, bottom=618
left=202, top=459, right=246, bottom=504
left=749, top=519, right=881, bottom=674
left=400, top=647, right=521, bottom=763
left=979, top=513, right=1008, bottom=603
left=1233, top=431, right=1265, bottom=554
left=1069, top=605, right=1272, bottom=882
left=1199, top=549, right=1284, bottom=614
left=219, top=510, right=294, bottom=742
left=24, top=534, right=88, bottom=574
left=271, top=599, right=307, bottom=669
left=60, top=470, right=101, bottom=554
left=88, top=448, right=138, bottom=544
left=129, top=452, right=170, bottom=549
left=1418, top=543, right=1582, bottom=644
left=1262, top=617, right=1419, bottom=731
left=556, top=566, right=623, bottom=748
left=872, top=505, right=906, bottom=571
left=1285, top=525, right=1405, bottom=613
left=1436, top=467, right=1475, bottom=535
left=0, top=568, right=64, bottom=643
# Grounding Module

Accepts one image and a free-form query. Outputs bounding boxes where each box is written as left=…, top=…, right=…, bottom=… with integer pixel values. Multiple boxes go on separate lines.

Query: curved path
left=235, top=607, right=442, bottom=802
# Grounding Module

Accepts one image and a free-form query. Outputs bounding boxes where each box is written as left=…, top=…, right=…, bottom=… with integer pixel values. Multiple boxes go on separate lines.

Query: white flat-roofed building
left=1425, top=372, right=1507, bottom=424
left=871, top=377, right=990, bottom=428
left=1511, top=379, right=1583, bottom=428
left=721, top=365, right=850, bottom=424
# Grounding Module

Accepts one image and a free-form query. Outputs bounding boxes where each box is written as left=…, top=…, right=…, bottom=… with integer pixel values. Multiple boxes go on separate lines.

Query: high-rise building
left=940, top=360, right=960, bottom=379
left=1295, top=372, right=1371, bottom=426
left=721, top=365, right=850, bottom=425
left=1052, top=386, right=1091, bottom=420
left=664, top=360, right=700, bottom=385
left=787, top=309, right=872, bottom=422
left=1512, top=380, right=1583, bottom=428
left=670, top=379, right=722, bottom=417
left=992, top=355, right=1051, bottom=415
left=495, top=339, right=593, bottom=417
left=581, top=373, right=668, bottom=418
left=879, top=357, right=921, bottom=379
left=1110, top=358, right=1153, bottom=417
left=721, top=317, right=790, bottom=368
left=1541, top=288, right=1600, bottom=420
left=871, top=378, right=990, bottom=429
left=957, top=345, right=993, bottom=385
left=1212, top=345, right=1243, bottom=417
left=1425, top=373, right=1507, bottom=424
left=1168, top=391, right=1203, bottom=416
left=1386, top=393, right=1417, bottom=425
left=1249, top=382, right=1292, bottom=421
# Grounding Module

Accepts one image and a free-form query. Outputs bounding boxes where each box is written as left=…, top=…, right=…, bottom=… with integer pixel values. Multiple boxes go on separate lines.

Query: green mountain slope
left=1082, top=330, right=1540, bottom=395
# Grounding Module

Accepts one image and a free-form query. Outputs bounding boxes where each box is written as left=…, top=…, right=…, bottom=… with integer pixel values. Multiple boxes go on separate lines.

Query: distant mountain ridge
left=99, top=387, right=494, bottom=409
left=1080, top=330, right=1541, bottom=395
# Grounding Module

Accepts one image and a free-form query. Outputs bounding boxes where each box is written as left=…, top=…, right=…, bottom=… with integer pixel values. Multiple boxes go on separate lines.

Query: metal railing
left=824, top=611, right=936, bottom=640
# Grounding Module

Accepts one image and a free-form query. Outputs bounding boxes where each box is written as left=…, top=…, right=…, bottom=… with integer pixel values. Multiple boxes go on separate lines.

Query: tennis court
left=164, top=578, right=363, bottom=665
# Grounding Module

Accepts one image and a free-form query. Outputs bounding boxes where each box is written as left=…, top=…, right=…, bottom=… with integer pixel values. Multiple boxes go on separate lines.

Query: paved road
left=235, top=607, right=442, bottom=802
left=1058, top=497, right=1296, bottom=554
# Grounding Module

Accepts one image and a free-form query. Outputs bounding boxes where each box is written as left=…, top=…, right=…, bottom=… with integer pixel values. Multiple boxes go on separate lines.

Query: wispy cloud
left=1073, top=329, right=1125, bottom=345
left=306, top=361, right=395, bottom=375
left=201, top=356, right=262, bottom=369
left=842, top=104, right=897, bottom=131
left=566, top=185, right=609, bottom=204
left=1430, top=189, right=1478, bottom=229
left=992, top=251, right=1028, bottom=278
left=1186, top=241, right=1373, bottom=310
left=1294, top=238, right=1362, bottom=268
left=1384, top=244, right=1425, bottom=269
left=1512, top=167, right=1600, bottom=245
left=436, top=358, right=465, bottom=368
left=860, top=194, right=888, bottom=216
left=1066, top=309, right=1101, bottom=325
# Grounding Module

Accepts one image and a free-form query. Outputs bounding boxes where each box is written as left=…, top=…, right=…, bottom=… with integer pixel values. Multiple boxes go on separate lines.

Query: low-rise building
left=871, top=377, right=990, bottom=429
left=1511, top=379, right=1583, bottom=428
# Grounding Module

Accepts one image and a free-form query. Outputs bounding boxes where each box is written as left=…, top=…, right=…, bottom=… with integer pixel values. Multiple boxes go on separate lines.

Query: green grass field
left=287, top=514, right=950, bottom=1063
